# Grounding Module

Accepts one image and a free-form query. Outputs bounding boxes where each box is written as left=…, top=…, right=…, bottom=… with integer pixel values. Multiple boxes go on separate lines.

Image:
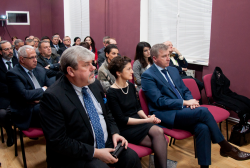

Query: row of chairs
left=1, top=73, right=230, bottom=168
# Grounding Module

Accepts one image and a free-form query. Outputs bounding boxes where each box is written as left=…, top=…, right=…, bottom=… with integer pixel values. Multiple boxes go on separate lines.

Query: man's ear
left=152, top=56, right=157, bottom=62
left=67, top=67, right=75, bottom=77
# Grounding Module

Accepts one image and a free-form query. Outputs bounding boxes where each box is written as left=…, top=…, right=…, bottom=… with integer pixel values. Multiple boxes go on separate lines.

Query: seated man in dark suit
left=39, top=46, right=141, bottom=168
left=98, top=38, right=118, bottom=68
left=163, top=41, right=204, bottom=91
left=0, top=41, right=19, bottom=146
left=37, top=41, right=60, bottom=81
left=36, top=36, right=58, bottom=56
left=57, top=36, right=71, bottom=56
left=97, top=36, right=110, bottom=55
left=6, top=45, right=52, bottom=130
left=141, top=44, right=250, bottom=168
left=13, top=39, right=24, bottom=59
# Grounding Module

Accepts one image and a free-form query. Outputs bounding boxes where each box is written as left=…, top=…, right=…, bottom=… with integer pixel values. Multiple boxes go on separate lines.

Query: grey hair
left=150, top=43, right=169, bottom=58
left=25, top=39, right=34, bottom=44
left=38, top=40, right=50, bottom=49
left=0, top=40, right=10, bottom=50
left=14, top=39, right=24, bottom=46
left=18, top=45, right=34, bottom=58
left=52, top=35, right=59, bottom=40
left=60, top=46, right=95, bottom=74
left=63, top=36, right=71, bottom=41
left=103, top=36, right=110, bottom=42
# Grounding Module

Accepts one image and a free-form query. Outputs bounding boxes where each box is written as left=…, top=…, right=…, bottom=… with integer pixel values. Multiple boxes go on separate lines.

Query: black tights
left=139, top=126, right=168, bottom=168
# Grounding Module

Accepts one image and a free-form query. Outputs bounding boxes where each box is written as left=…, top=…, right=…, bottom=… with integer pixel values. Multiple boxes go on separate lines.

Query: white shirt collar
left=154, top=63, right=168, bottom=72
left=2, top=57, right=12, bottom=64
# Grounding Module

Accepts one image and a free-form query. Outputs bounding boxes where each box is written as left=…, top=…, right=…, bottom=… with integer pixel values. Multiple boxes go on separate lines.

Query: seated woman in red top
left=106, top=56, right=168, bottom=168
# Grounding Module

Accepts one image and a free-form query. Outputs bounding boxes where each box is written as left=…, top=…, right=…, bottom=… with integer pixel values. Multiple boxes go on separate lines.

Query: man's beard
left=87, top=71, right=95, bottom=84
left=2, top=53, right=13, bottom=60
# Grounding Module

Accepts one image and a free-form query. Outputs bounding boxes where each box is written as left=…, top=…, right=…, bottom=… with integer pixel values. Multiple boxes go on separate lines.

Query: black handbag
left=229, top=124, right=250, bottom=146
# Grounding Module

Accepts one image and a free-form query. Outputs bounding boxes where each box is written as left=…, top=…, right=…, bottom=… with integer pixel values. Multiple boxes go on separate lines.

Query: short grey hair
left=0, top=40, right=10, bottom=50
left=25, top=39, right=34, bottom=44
left=150, top=43, right=169, bottom=58
left=14, top=39, right=23, bottom=46
left=52, top=35, right=59, bottom=40
left=38, top=40, right=50, bottom=49
left=18, top=45, right=34, bottom=58
left=60, top=46, right=95, bottom=74
left=103, top=36, right=110, bottom=42
left=63, top=36, right=71, bottom=41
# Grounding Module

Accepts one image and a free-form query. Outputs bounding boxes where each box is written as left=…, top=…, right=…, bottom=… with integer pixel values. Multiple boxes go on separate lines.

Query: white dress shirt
left=154, top=63, right=184, bottom=106
left=71, top=83, right=108, bottom=148
left=2, top=57, right=13, bottom=70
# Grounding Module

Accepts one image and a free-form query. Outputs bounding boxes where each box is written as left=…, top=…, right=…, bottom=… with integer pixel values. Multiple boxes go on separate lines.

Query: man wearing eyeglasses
left=57, top=36, right=71, bottom=56
left=6, top=45, right=53, bottom=130
left=0, top=41, right=18, bottom=147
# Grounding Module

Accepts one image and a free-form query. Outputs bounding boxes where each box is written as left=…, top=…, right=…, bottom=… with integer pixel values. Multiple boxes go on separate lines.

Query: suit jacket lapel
left=17, top=64, right=35, bottom=89
left=152, top=64, right=176, bottom=95
left=0, top=58, right=7, bottom=73
left=63, top=77, right=94, bottom=138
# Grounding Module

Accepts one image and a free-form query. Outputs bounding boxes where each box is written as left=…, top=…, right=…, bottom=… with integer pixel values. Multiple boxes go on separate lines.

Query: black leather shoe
left=7, top=136, right=14, bottom=147
left=220, top=147, right=250, bottom=160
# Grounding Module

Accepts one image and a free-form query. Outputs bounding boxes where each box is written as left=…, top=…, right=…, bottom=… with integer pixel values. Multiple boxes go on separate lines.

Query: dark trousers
left=63, top=138, right=141, bottom=168
left=173, top=107, right=224, bottom=165
left=0, top=108, right=13, bottom=138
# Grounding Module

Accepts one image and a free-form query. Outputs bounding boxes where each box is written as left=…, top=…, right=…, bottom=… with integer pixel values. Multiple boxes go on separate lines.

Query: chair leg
left=14, top=125, right=18, bottom=156
left=219, top=122, right=222, bottom=131
left=173, top=138, right=176, bottom=145
left=226, top=119, right=229, bottom=141
left=169, top=137, right=173, bottom=146
left=0, top=126, right=4, bottom=143
left=193, top=137, right=197, bottom=158
left=19, top=130, right=27, bottom=168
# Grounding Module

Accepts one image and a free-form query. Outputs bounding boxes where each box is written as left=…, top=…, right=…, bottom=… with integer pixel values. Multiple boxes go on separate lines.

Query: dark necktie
left=161, top=69, right=183, bottom=99
left=82, top=87, right=105, bottom=149
left=6, top=61, right=12, bottom=70
left=28, top=71, right=41, bottom=89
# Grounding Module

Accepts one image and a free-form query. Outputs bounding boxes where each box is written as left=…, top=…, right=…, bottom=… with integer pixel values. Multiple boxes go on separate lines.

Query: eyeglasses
left=34, top=41, right=39, bottom=43
left=23, top=56, right=38, bottom=60
left=3, top=47, right=14, bottom=51
left=64, top=39, right=71, bottom=41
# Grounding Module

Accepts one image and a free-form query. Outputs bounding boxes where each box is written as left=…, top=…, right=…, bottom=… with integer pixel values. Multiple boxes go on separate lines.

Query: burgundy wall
left=0, top=0, right=64, bottom=42
left=90, top=0, right=140, bottom=58
left=203, top=0, right=250, bottom=98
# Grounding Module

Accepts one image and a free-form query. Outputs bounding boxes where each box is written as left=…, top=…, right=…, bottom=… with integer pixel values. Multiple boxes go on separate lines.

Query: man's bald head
left=163, top=41, right=173, bottom=53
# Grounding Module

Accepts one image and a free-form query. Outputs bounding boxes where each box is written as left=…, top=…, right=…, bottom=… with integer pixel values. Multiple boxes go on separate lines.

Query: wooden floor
left=1, top=121, right=250, bottom=168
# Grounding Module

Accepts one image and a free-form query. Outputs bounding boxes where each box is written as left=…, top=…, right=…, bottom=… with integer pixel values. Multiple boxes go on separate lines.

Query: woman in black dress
left=106, top=56, right=168, bottom=168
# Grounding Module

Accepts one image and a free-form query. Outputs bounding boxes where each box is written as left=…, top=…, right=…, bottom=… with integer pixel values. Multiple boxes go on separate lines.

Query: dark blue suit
left=141, top=64, right=224, bottom=165
left=0, top=56, right=18, bottom=138
left=6, top=64, right=53, bottom=130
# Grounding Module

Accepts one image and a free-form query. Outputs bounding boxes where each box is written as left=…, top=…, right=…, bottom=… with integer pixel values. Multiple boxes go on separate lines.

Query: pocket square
left=103, top=98, right=107, bottom=104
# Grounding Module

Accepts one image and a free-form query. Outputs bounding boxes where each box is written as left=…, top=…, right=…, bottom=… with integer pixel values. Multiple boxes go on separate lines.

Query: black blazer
left=0, top=56, right=19, bottom=109
left=37, top=53, right=60, bottom=78
left=57, top=46, right=67, bottom=56
left=169, top=53, right=188, bottom=75
left=40, top=76, right=119, bottom=167
left=6, top=64, right=53, bottom=129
